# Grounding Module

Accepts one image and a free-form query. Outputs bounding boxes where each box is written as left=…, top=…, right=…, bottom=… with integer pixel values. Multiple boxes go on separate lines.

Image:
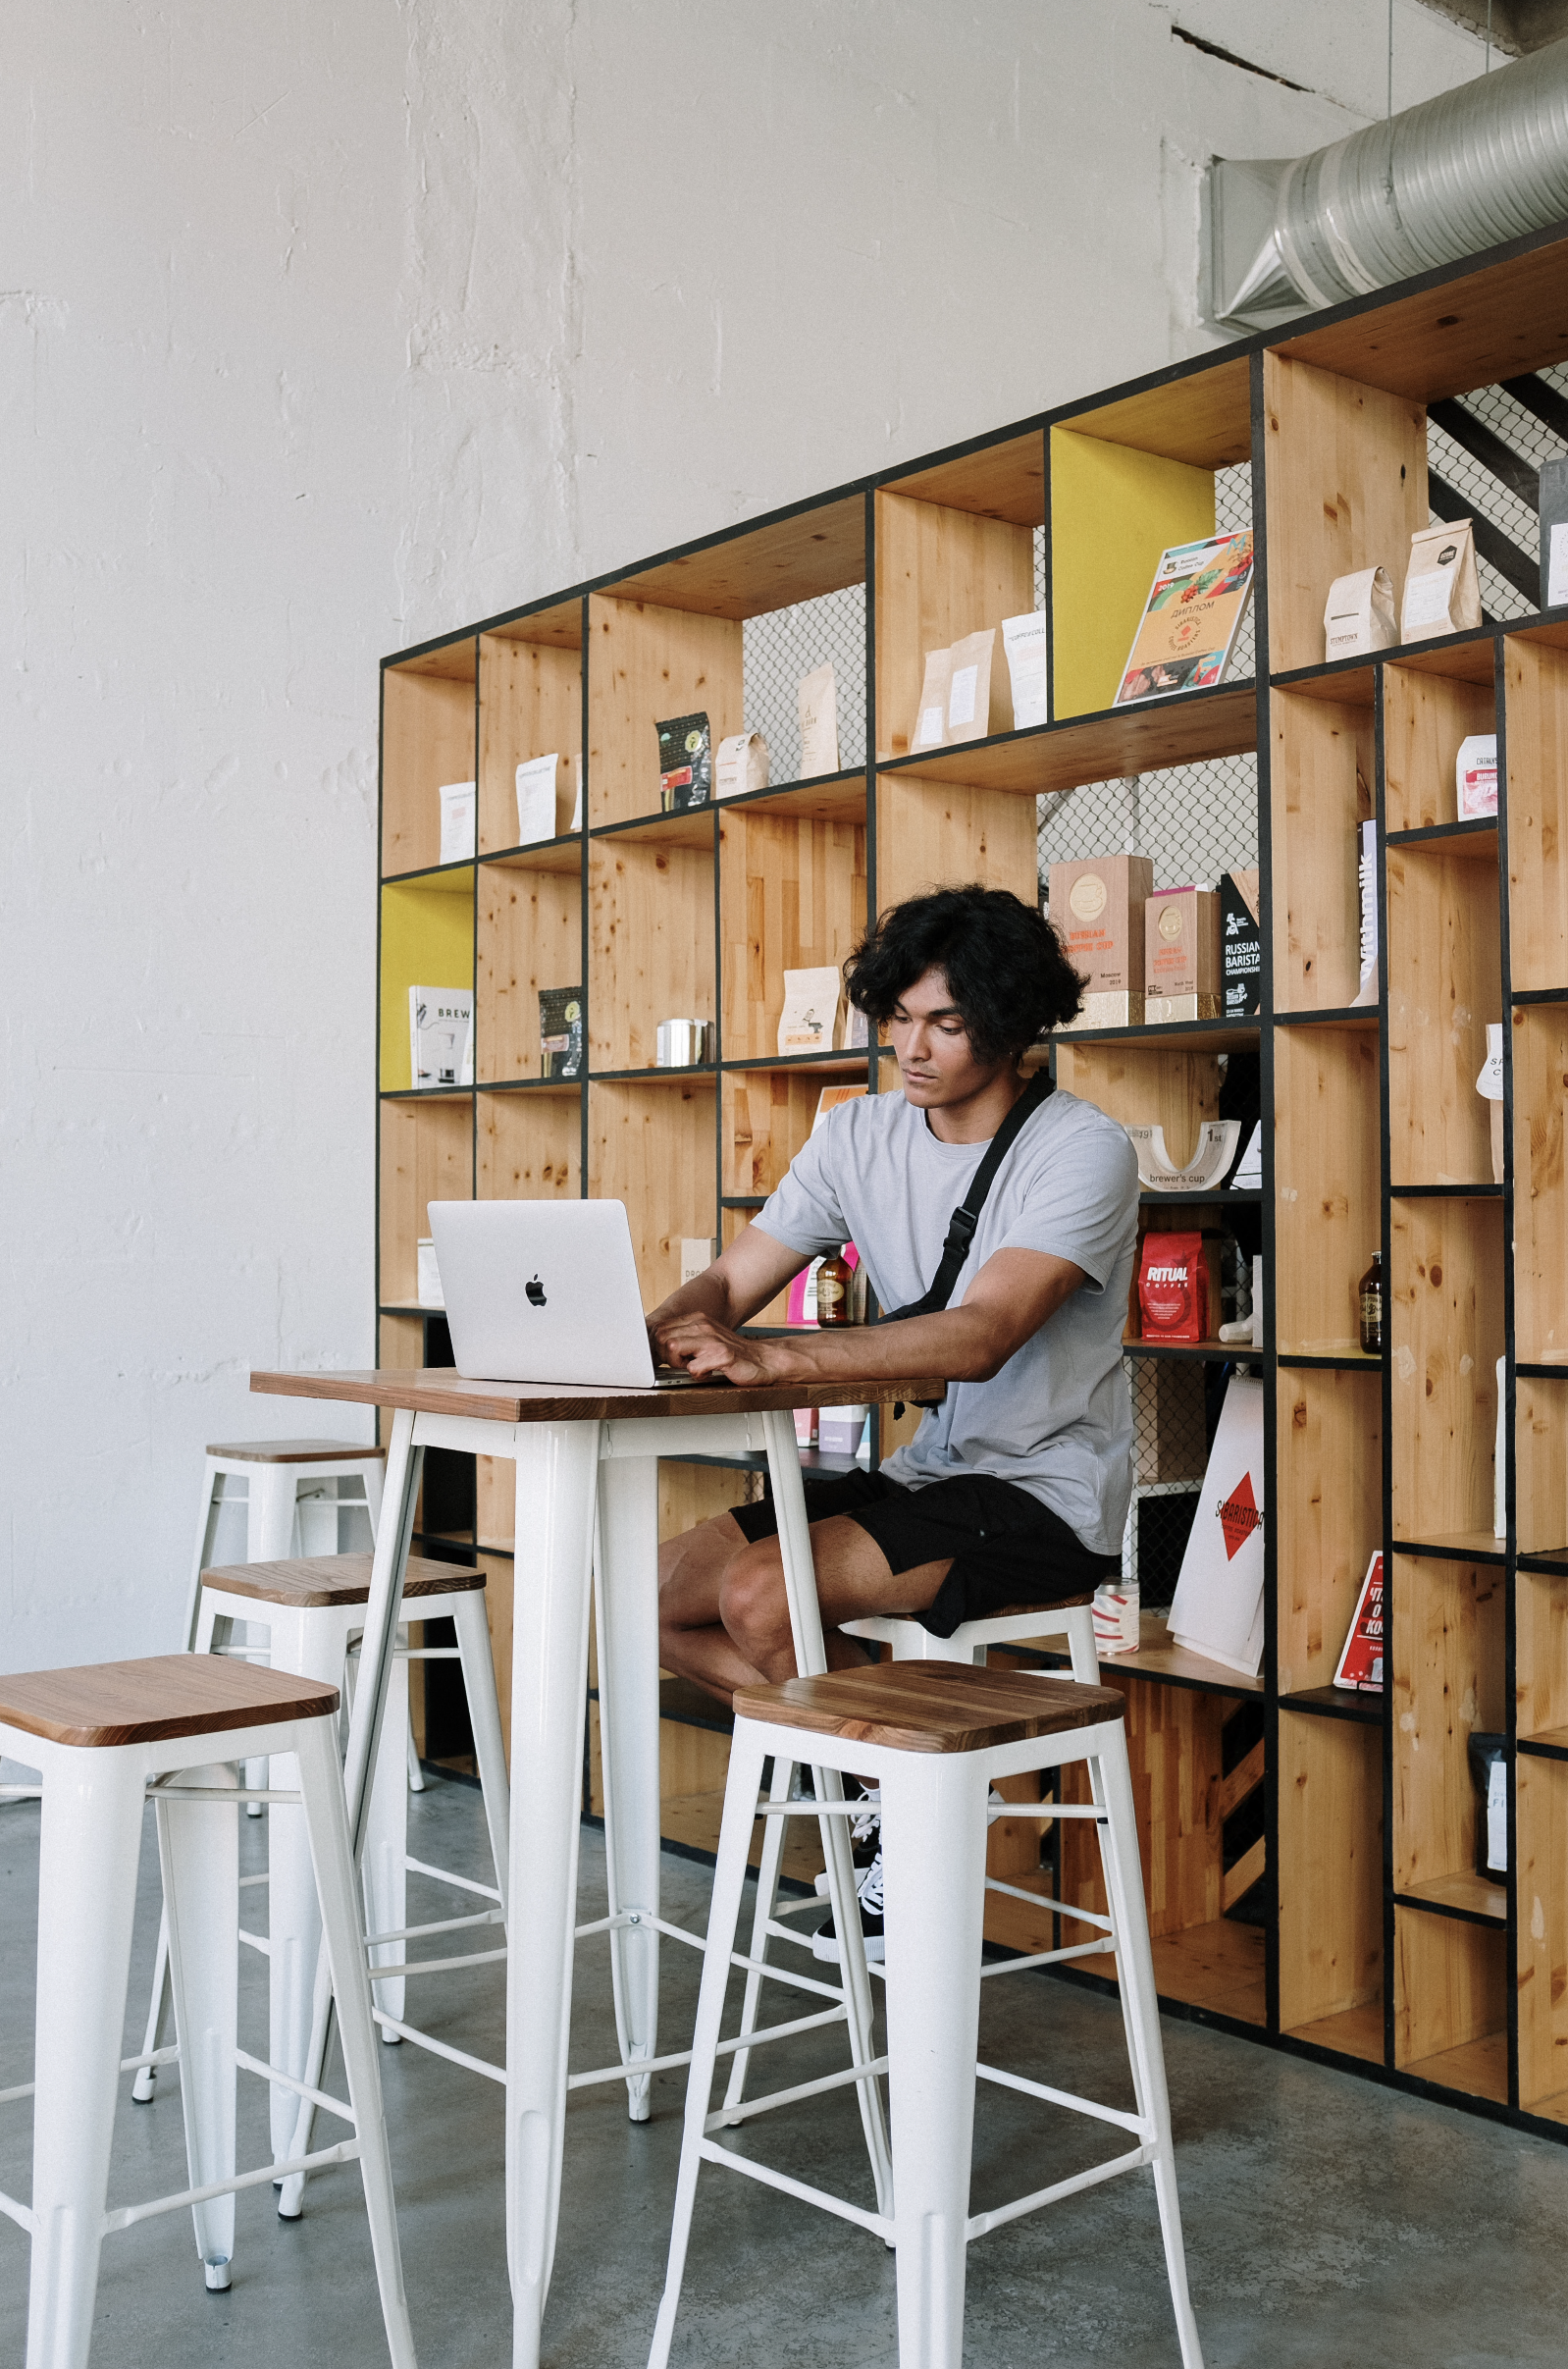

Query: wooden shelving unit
left=373, top=218, right=1568, bottom=2132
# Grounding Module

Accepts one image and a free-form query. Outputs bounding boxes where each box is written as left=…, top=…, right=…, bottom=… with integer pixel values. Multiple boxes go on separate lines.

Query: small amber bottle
left=815, top=1251, right=854, bottom=1327
left=1359, top=1251, right=1384, bottom=1356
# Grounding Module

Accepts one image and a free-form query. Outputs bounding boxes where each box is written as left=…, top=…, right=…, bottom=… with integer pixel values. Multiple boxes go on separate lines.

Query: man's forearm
left=766, top=1304, right=1001, bottom=1386
left=648, top=1271, right=742, bottom=1334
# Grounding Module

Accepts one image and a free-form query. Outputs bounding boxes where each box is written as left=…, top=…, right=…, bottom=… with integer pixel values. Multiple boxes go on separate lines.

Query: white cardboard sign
left=1169, top=1374, right=1266, bottom=1675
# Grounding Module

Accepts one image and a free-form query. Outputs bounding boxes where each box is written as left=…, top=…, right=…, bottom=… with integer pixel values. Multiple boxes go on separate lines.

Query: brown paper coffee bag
left=911, top=647, right=953, bottom=752
left=1401, top=520, right=1482, bottom=642
left=944, top=627, right=1013, bottom=744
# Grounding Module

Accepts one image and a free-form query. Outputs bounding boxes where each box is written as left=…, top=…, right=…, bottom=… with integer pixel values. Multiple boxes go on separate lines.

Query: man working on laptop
left=651, top=882, right=1139, bottom=1742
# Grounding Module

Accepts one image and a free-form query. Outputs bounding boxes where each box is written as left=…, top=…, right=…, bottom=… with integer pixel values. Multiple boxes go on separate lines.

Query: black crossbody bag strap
left=881, top=1067, right=1055, bottom=1325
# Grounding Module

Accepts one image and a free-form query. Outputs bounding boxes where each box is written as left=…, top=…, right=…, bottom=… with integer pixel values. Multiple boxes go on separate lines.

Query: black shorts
left=728, top=1468, right=1121, bottom=1640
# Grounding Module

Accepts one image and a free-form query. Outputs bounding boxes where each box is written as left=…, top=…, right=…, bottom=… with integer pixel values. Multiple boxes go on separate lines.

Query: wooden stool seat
left=203, top=1437, right=387, bottom=1464
left=733, top=1658, right=1125, bottom=1756
left=201, top=1551, right=484, bottom=1610
left=0, top=1654, right=340, bottom=1751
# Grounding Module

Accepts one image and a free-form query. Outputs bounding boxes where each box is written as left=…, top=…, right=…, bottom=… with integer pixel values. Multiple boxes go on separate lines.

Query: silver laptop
left=427, top=1200, right=707, bottom=1389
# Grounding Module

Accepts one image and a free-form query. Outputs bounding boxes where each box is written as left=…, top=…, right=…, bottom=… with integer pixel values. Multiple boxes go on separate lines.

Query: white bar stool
left=650, top=1658, right=1203, bottom=2369
left=0, top=1652, right=416, bottom=2369
left=720, top=1599, right=1100, bottom=2120
left=187, top=1438, right=392, bottom=1817
left=134, top=1554, right=509, bottom=2185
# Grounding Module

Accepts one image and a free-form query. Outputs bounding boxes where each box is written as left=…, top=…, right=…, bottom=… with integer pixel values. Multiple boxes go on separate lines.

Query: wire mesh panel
left=1037, top=749, right=1258, bottom=899
left=1119, top=1353, right=1207, bottom=1599
left=1426, top=358, right=1566, bottom=624
left=742, top=584, right=867, bottom=785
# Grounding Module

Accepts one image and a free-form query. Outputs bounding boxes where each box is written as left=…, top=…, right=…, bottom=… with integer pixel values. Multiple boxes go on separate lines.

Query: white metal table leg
left=506, top=1419, right=601, bottom=2369
left=881, top=1755, right=988, bottom=2369
left=156, top=1762, right=239, bottom=2289
left=243, top=1466, right=301, bottom=1811
left=26, top=1753, right=146, bottom=2369
left=595, top=1454, right=661, bottom=2122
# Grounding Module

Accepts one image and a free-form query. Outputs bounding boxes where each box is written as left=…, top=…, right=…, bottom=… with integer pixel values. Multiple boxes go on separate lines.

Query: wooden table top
left=251, top=1366, right=949, bottom=1425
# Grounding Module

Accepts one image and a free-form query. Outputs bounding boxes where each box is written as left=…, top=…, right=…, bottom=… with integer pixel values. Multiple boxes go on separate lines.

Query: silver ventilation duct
left=1205, top=36, right=1568, bottom=332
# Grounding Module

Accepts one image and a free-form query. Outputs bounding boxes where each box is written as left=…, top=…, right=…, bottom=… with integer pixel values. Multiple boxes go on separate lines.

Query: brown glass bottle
left=1358, top=1251, right=1384, bottom=1356
left=815, top=1251, right=854, bottom=1327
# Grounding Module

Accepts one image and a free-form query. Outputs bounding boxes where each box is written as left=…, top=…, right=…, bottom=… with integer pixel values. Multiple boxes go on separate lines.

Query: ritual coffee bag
left=1401, top=520, right=1481, bottom=642
left=1137, top=1231, right=1210, bottom=1343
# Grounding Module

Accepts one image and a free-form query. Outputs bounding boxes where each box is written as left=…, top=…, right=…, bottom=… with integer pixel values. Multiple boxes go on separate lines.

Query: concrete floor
left=1, top=1769, right=1566, bottom=2368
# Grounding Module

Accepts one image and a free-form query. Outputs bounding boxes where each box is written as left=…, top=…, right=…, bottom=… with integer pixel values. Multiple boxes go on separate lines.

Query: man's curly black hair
left=843, top=884, right=1086, bottom=1064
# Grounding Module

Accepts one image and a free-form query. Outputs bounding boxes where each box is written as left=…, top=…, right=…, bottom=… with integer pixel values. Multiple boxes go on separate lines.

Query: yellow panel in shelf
left=380, top=870, right=475, bottom=1091
left=1050, top=429, right=1217, bottom=720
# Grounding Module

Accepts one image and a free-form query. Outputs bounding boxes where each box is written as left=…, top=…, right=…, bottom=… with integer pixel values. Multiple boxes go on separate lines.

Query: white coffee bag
left=1323, top=566, right=1398, bottom=661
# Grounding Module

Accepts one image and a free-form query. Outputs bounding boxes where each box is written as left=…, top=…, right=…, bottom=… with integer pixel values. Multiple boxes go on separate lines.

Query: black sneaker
left=811, top=1844, right=885, bottom=1965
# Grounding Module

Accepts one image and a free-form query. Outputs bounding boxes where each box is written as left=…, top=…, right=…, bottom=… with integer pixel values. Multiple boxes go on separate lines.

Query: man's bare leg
left=657, top=1510, right=951, bottom=1708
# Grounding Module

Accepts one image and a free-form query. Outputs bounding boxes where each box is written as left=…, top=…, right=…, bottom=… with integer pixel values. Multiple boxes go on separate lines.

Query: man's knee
left=658, top=1510, right=748, bottom=1625
left=718, top=1543, right=789, bottom=1651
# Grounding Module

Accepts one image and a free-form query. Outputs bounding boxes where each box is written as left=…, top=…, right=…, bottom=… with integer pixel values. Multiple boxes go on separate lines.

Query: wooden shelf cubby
left=1278, top=1710, right=1384, bottom=2060
left=370, top=220, right=1568, bottom=2131
left=382, top=637, right=478, bottom=878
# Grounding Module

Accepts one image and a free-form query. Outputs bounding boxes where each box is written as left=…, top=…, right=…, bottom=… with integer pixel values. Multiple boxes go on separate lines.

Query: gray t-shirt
left=753, top=1086, right=1140, bottom=1555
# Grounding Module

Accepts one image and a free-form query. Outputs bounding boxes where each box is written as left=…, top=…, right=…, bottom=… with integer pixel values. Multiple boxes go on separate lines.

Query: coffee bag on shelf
left=539, top=985, right=584, bottom=1079
left=944, top=626, right=1012, bottom=744
left=1401, top=519, right=1481, bottom=642
left=1456, top=733, right=1497, bottom=820
left=1135, top=1231, right=1210, bottom=1343
left=911, top=647, right=953, bottom=751
left=1001, top=610, right=1051, bottom=728
left=656, top=712, right=712, bottom=810
left=715, top=731, right=769, bottom=800
left=797, top=663, right=840, bottom=777
left=1323, top=566, right=1398, bottom=661
left=1541, top=453, right=1568, bottom=609
left=777, top=966, right=842, bottom=1056
left=438, top=780, right=476, bottom=864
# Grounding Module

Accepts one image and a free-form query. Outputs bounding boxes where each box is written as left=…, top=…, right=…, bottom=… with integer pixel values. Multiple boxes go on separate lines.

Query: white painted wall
left=3, top=0, right=1487, bottom=1669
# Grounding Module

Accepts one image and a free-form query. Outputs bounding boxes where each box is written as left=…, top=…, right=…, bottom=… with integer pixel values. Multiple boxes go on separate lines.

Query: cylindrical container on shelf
left=1358, top=1251, right=1383, bottom=1355
left=1092, top=1579, right=1140, bottom=1657
left=655, top=1018, right=711, bottom=1068
left=814, top=1251, right=854, bottom=1326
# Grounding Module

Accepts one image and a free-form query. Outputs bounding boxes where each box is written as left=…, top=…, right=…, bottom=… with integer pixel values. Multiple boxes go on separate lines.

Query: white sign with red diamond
left=1169, top=1374, right=1266, bottom=1676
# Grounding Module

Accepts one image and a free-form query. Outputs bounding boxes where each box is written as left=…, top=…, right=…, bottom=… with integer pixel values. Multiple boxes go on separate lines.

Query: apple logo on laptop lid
left=525, top=1274, right=547, bottom=1307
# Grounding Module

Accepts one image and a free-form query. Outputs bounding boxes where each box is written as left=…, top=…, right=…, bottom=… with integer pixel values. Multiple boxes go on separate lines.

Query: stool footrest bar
left=705, top=2051, right=888, bottom=2128
left=1, top=2043, right=180, bottom=2109
left=974, top=2060, right=1153, bottom=2138
left=965, top=2141, right=1153, bottom=2242
left=0, top=2185, right=34, bottom=2234
left=233, top=2048, right=355, bottom=2124
left=978, top=1938, right=1116, bottom=1978
left=237, top=1927, right=272, bottom=1956
left=103, top=2140, right=363, bottom=2235
left=402, top=1857, right=501, bottom=1903
left=372, top=2012, right=506, bottom=2084
left=363, top=1907, right=504, bottom=1947
left=695, top=2137, right=890, bottom=2240
left=368, top=1945, right=508, bottom=1981
left=981, top=1878, right=1113, bottom=1929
